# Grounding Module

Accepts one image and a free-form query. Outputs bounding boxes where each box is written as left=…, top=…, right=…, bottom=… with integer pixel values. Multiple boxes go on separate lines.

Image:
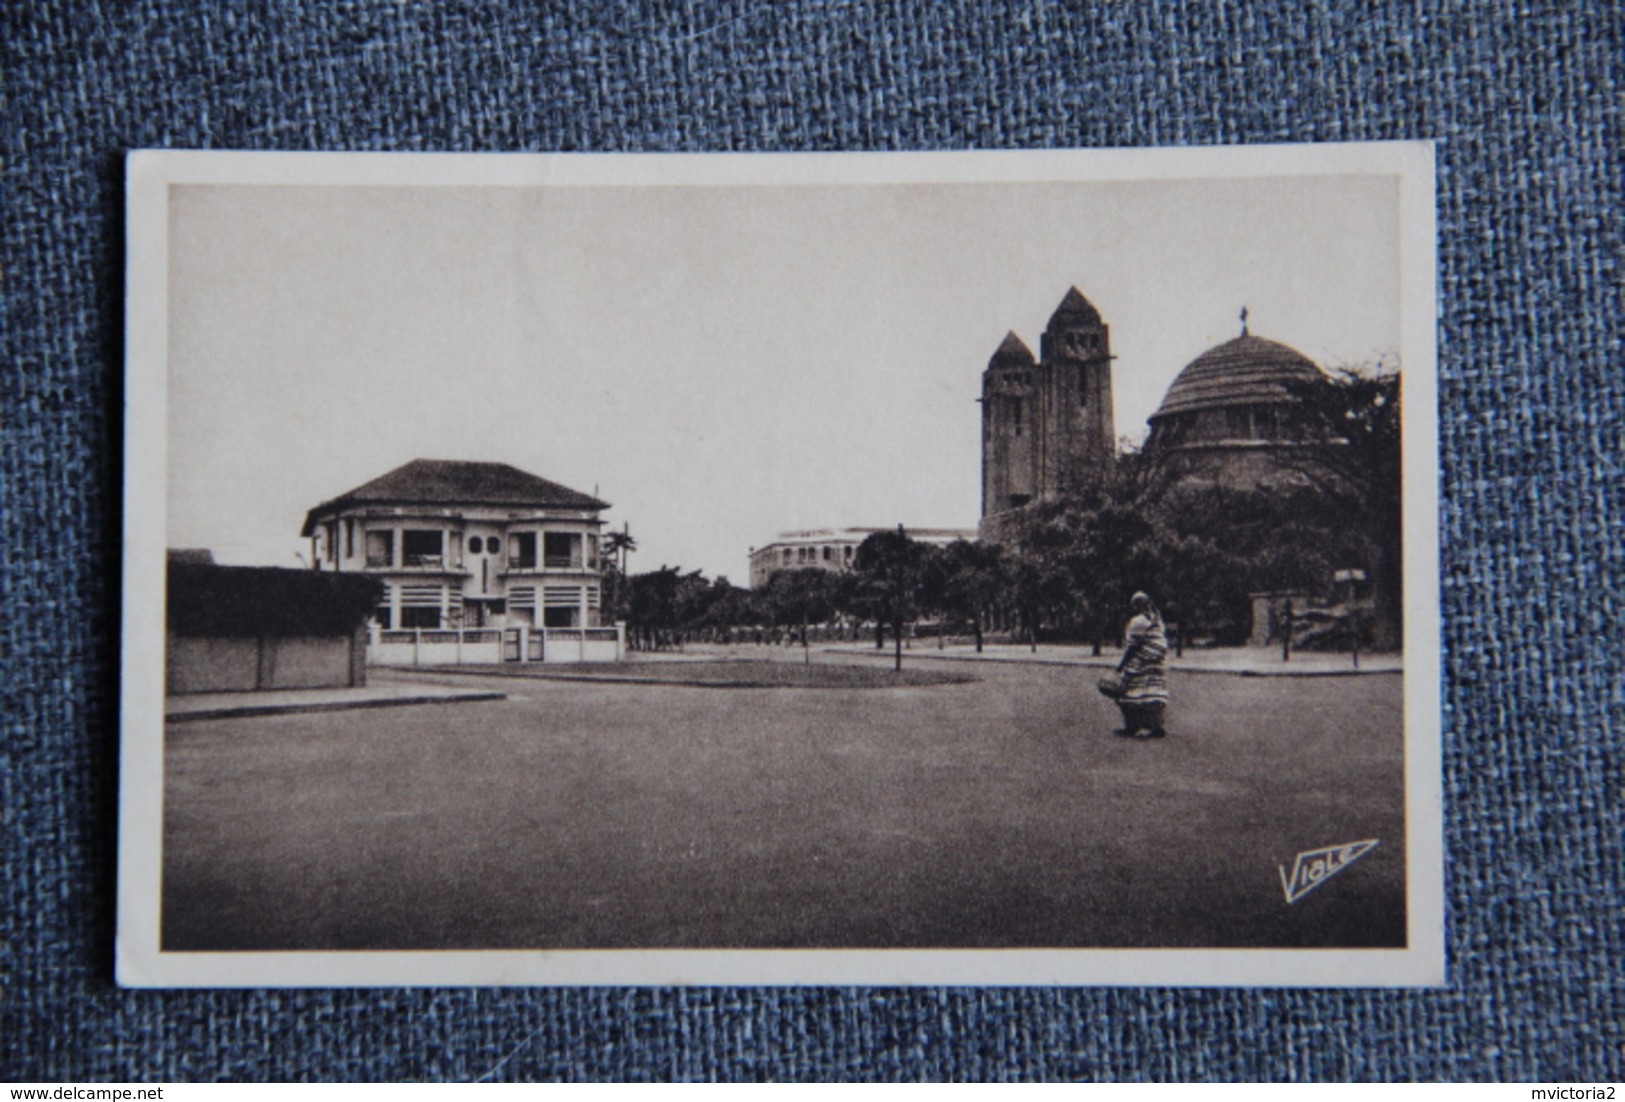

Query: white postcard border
left=119, top=143, right=1442, bottom=988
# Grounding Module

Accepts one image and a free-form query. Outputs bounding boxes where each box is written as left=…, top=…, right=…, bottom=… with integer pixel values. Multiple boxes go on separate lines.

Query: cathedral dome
left=1150, top=334, right=1324, bottom=422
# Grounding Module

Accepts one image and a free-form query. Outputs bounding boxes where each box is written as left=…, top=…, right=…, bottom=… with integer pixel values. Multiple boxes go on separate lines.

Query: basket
left=1097, top=674, right=1125, bottom=699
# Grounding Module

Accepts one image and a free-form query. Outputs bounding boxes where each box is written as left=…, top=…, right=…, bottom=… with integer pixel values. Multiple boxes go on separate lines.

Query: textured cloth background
left=3, top=0, right=1619, bottom=1083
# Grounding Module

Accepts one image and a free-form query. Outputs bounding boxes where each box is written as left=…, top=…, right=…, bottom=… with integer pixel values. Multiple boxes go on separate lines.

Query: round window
left=468, top=536, right=483, bottom=554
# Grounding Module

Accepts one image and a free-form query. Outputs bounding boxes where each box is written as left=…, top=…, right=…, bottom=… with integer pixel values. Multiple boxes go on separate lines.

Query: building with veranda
left=300, top=459, right=622, bottom=663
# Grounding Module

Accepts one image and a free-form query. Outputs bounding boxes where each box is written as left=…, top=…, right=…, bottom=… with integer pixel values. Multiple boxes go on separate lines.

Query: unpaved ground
left=163, top=659, right=1405, bottom=950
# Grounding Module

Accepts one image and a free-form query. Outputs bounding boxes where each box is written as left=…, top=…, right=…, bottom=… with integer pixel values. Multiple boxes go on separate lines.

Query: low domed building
left=1143, top=330, right=1336, bottom=492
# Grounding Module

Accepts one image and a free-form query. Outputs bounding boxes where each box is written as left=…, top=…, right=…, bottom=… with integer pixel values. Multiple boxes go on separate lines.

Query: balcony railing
left=504, top=561, right=593, bottom=575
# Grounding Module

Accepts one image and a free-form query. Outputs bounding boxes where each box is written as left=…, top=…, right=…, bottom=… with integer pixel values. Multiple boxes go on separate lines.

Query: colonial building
left=979, top=287, right=1117, bottom=536
left=301, top=460, right=619, bottom=662
left=749, top=527, right=977, bottom=589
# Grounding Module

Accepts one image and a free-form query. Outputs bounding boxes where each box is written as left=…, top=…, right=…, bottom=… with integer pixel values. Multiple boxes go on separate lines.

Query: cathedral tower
left=980, top=331, right=1039, bottom=518
left=980, top=287, right=1116, bottom=527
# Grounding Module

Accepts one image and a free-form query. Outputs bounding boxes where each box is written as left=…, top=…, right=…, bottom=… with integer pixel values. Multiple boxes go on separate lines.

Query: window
left=1183, top=412, right=1209, bottom=441
left=509, top=532, right=537, bottom=569
left=587, top=534, right=599, bottom=569
left=1012, top=399, right=1023, bottom=436
left=543, top=606, right=580, bottom=628
left=469, top=536, right=483, bottom=554
left=544, top=532, right=580, bottom=568
left=366, top=529, right=394, bottom=568
left=403, top=529, right=443, bottom=568
left=1078, top=365, right=1088, bottom=406
left=542, top=585, right=581, bottom=629
left=400, top=606, right=441, bottom=629
left=1009, top=493, right=1031, bottom=509
left=373, top=604, right=392, bottom=629
left=345, top=519, right=355, bottom=559
left=822, top=545, right=832, bottom=561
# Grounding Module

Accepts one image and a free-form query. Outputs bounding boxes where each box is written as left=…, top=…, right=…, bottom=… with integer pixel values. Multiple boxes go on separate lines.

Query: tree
left=600, top=527, right=639, bottom=625
left=1285, top=365, right=1403, bottom=647
left=603, top=527, right=637, bottom=576
left=851, top=529, right=929, bottom=663
left=1000, top=492, right=1162, bottom=652
left=1003, top=500, right=1082, bottom=649
left=932, top=540, right=1006, bottom=652
left=760, top=568, right=841, bottom=663
left=672, top=568, right=712, bottom=645
left=626, top=565, right=688, bottom=650
left=1146, top=526, right=1246, bottom=648
left=689, top=576, right=759, bottom=641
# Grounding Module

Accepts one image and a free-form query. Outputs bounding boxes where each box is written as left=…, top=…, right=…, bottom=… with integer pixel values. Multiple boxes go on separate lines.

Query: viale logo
left=1278, top=839, right=1379, bottom=904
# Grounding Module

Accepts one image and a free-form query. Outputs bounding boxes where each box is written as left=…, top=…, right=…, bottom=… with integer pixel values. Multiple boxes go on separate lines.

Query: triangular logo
left=1278, top=839, right=1379, bottom=904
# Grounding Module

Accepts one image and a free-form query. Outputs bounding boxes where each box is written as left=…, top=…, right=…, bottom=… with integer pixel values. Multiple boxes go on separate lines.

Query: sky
left=165, top=165, right=1401, bottom=582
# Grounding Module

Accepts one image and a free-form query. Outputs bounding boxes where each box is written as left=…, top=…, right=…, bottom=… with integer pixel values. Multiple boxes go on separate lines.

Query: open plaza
left=162, top=646, right=1406, bottom=953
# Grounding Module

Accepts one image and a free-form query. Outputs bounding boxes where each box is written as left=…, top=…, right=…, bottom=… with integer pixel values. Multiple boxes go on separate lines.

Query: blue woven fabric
left=3, top=0, right=1619, bottom=1083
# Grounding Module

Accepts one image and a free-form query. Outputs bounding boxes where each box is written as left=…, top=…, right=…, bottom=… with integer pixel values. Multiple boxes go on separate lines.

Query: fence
left=367, top=625, right=623, bottom=666
left=522, top=627, right=622, bottom=664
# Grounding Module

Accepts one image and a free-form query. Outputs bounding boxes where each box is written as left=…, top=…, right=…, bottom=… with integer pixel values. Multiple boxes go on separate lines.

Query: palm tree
left=603, top=526, right=637, bottom=576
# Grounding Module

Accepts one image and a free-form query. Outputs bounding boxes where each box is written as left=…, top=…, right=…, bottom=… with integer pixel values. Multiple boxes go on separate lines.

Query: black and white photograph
left=119, top=145, right=1441, bottom=986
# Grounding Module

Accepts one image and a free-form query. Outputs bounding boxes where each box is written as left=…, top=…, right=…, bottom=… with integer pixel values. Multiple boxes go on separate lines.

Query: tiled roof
left=302, top=459, right=608, bottom=534
left=1150, top=335, right=1325, bottom=421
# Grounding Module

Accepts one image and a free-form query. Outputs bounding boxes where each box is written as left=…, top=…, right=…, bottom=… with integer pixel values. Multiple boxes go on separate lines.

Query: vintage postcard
left=119, top=144, right=1441, bottom=986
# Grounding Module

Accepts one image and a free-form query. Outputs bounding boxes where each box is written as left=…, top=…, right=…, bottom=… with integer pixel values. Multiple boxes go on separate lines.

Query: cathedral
left=977, top=289, right=1398, bottom=647
left=980, top=288, right=1337, bottom=537
left=978, top=287, right=1117, bottom=531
